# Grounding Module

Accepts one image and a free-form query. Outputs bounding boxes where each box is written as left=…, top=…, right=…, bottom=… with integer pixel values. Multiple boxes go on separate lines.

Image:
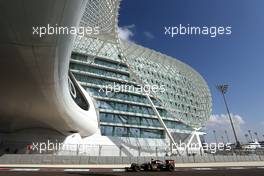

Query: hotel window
left=129, top=128, right=140, bottom=137
left=129, top=117, right=140, bottom=126
left=114, top=127, right=128, bottom=137
left=141, top=129, right=164, bottom=139
left=101, top=125, right=113, bottom=136
left=116, top=115, right=128, bottom=124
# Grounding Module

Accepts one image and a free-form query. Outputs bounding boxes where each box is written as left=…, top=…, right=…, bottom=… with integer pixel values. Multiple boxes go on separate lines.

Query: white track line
left=229, top=167, right=246, bottom=170
left=112, top=169, right=126, bottom=172
left=192, top=168, right=213, bottom=170
left=10, top=168, right=40, bottom=172
left=64, top=169, right=90, bottom=172
left=257, top=167, right=264, bottom=169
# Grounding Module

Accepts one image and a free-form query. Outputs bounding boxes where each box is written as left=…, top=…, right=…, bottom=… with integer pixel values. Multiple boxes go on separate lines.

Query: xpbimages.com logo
left=32, top=24, right=100, bottom=37
left=28, top=140, right=64, bottom=154
left=98, top=82, right=166, bottom=95
left=175, top=140, right=232, bottom=154
left=164, top=24, right=232, bottom=38
left=28, top=140, right=232, bottom=154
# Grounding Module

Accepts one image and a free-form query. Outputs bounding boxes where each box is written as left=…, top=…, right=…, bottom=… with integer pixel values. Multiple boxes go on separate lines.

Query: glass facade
left=120, top=40, right=212, bottom=127
left=71, top=63, right=129, bottom=80
left=67, top=0, right=212, bottom=143
left=100, top=125, right=164, bottom=139
left=69, top=52, right=197, bottom=139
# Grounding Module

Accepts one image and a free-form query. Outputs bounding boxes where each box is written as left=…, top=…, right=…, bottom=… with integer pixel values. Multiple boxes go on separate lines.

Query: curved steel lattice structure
left=72, top=0, right=212, bottom=135
left=121, top=41, right=212, bottom=127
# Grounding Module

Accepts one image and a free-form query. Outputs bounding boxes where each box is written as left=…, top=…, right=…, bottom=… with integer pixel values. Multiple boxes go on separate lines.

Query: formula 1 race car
left=127, top=159, right=175, bottom=172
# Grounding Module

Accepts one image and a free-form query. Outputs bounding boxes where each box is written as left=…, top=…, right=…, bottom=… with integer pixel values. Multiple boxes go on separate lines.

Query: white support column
left=185, top=128, right=205, bottom=155
left=146, top=95, right=180, bottom=155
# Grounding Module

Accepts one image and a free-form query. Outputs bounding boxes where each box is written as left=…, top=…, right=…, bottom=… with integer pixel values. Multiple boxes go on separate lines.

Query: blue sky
left=118, top=0, right=264, bottom=143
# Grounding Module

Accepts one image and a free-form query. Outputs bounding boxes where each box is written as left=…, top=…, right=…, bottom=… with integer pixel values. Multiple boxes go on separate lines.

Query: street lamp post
left=213, top=130, right=218, bottom=144
left=225, top=130, right=230, bottom=143
left=216, top=85, right=241, bottom=148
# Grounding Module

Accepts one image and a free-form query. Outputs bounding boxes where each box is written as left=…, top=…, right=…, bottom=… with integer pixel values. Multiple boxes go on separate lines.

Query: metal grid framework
left=121, top=41, right=212, bottom=127
left=73, top=0, right=212, bottom=128
left=80, top=0, right=119, bottom=41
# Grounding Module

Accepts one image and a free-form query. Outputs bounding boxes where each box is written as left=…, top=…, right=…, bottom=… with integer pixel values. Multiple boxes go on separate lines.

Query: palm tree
left=254, top=132, right=259, bottom=142
left=248, top=130, right=253, bottom=142
left=245, top=134, right=249, bottom=142
left=221, top=136, right=225, bottom=143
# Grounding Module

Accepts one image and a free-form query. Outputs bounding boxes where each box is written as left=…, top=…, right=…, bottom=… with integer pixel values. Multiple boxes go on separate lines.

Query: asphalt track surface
left=0, top=167, right=264, bottom=176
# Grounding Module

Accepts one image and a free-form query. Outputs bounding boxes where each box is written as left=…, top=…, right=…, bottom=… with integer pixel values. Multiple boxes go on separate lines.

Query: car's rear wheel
left=167, top=164, right=175, bottom=172
left=130, top=163, right=140, bottom=172
left=144, top=164, right=151, bottom=171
